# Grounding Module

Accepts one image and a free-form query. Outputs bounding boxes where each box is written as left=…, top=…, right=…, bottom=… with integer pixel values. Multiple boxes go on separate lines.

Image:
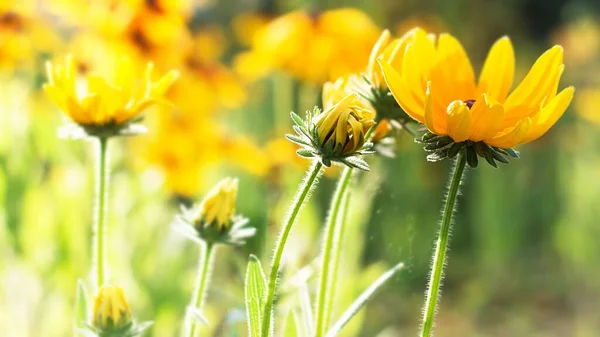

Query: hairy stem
left=314, top=166, right=353, bottom=337
left=261, top=161, right=324, bottom=337
left=420, top=151, right=467, bottom=337
left=187, top=242, right=215, bottom=337
left=92, top=137, right=109, bottom=291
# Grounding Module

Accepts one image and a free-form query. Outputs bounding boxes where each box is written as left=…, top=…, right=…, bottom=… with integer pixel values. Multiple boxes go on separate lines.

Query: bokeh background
left=1, top=0, right=600, bottom=336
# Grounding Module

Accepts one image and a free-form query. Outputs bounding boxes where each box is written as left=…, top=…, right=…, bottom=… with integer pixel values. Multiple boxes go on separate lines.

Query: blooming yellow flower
left=93, top=285, right=133, bottom=331
left=197, top=177, right=238, bottom=230
left=379, top=28, right=575, bottom=149
left=44, top=55, right=179, bottom=133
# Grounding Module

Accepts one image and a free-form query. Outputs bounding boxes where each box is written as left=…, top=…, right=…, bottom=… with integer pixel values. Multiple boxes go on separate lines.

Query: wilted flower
left=44, top=55, right=179, bottom=138
left=379, top=28, right=574, bottom=167
left=287, top=93, right=375, bottom=170
left=89, top=285, right=152, bottom=337
left=175, top=177, right=255, bottom=246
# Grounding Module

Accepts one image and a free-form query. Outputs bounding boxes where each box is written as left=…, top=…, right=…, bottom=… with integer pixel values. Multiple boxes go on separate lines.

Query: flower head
left=234, top=8, right=380, bottom=83
left=287, top=93, right=375, bottom=170
left=174, top=177, right=255, bottom=246
left=93, top=285, right=132, bottom=331
left=44, top=55, right=179, bottom=138
left=379, top=28, right=575, bottom=167
left=89, top=285, right=152, bottom=337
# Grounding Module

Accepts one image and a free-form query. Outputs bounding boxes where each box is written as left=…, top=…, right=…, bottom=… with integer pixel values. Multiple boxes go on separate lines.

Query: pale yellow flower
left=197, top=178, right=238, bottom=230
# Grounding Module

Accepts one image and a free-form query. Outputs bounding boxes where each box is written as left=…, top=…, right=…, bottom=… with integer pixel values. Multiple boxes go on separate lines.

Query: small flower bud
left=174, top=177, right=256, bottom=246
left=93, top=285, right=133, bottom=333
left=195, top=177, right=238, bottom=230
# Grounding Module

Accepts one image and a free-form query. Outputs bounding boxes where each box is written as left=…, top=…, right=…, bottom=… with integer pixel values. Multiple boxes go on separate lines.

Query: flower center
left=464, top=99, right=476, bottom=109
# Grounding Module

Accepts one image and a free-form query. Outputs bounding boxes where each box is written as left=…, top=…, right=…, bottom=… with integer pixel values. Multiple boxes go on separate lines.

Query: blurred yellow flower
left=44, top=55, right=179, bottom=134
left=93, top=285, right=133, bottom=331
left=380, top=28, right=574, bottom=149
left=552, top=17, right=600, bottom=65
left=575, top=89, right=600, bottom=125
left=234, top=8, right=380, bottom=83
left=197, top=177, right=238, bottom=230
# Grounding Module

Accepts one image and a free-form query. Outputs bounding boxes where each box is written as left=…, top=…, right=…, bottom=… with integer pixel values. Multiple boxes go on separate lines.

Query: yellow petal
left=520, top=86, right=574, bottom=144
left=504, top=45, right=563, bottom=121
left=378, top=60, right=425, bottom=123
left=446, top=100, right=471, bottom=142
left=486, top=117, right=532, bottom=148
left=469, top=94, right=505, bottom=141
left=435, top=33, right=476, bottom=101
left=366, top=29, right=391, bottom=87
left=477, top=36, right=515, bottom=102
left=423, top=82, right=438, bottom=134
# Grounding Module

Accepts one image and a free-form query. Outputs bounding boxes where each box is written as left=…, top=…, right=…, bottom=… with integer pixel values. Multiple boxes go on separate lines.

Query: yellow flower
left=379, top=28, right=575, bottom=149
left=93, top=285, right=133, bottom=331
left=197, top=178, right=238, bottom=230
left=575, top=89, right=600, bottom=125
left=315, top=94, right=375, bottom=155
left=234, top=8, right=380, bottom=83
left=44, top=55, right=179, bottom=134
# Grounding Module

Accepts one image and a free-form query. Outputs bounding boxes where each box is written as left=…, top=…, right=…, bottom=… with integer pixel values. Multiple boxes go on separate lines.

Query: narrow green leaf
left=286, top=134, right=310, bottom=146
left=74, top=279, right=89, bottom=336
left=296, top=149, right=315, bottom=158
left=290, top=112, right=307, bottom=128
left=325, top=262, right=404, bottom=337
left=245, top=255, right=267, bottom=337
left=284, top=311, right=302, bottom=337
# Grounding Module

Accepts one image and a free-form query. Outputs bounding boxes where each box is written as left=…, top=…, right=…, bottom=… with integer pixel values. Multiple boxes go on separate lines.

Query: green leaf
left=296, top=149, right=315, bottom=158
left=245, top=255, right=267, bottom=337
left=74, top=279, right=89, bottom=336
left=283, top=311, right=302, bottom=337
left=325, top=262, right=404, bottom=337
left=286, top=134, right=310, bottom=146
left=290, top=112, right=307, bottom=129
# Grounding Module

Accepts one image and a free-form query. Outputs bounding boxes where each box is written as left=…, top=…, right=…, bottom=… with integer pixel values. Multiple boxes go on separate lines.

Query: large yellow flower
left=379, top=28, right=574, bottom=149
left=44, top=55, right=179, bottom=132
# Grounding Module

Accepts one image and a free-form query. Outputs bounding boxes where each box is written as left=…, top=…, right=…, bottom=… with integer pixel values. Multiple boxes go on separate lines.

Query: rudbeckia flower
left=379, top=28, right=574, bottom=166
left=44, top=55, right=179, bottom=138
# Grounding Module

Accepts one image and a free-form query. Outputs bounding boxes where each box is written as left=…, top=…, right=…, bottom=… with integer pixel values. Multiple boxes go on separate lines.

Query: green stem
left=187, top=242, right=215, bottom=337
left=322, top=176, right=352, bottom=331
left=261, top=161, right=324, bottom=337
left=314, top=166, right=353, bottom=337
left=92, top=137, right=109, bottom=291
left=420, top=151, right=468, bottom=337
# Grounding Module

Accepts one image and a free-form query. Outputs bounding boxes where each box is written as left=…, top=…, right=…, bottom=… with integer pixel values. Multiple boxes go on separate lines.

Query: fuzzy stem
left=92, top=137, right=109, bottom=291
left=187, top=242, right=215, bottom=337
left=314, top=166, right=353, bottom=337
left=420, top=151, right=467, bottom=337
left=322, top=177, right=352, bottom=331
left=261, top=160, right=324, bottom=337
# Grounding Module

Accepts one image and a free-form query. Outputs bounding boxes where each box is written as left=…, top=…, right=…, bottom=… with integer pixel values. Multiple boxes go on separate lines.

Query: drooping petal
left=477, top=36, right=515, bottom=102
left=378, top=60, right=426, bottom=123
left=469, top=94, right=505, bottom=141
left=486, top=117, right=532, bottom=148
left=504, top=46, right=564, bottom=122
left=446, top=100, right=472, bottom=142
left=520, top=86, right=575, bottom=144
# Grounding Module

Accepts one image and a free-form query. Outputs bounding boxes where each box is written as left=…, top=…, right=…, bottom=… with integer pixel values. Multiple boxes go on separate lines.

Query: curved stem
left=187, top=242, right=215, bottom=337
left=322, top=177, right=352, bottom=331
left=261, top=161, right=324, bottom=337
left=314, top=166, right=353, bottom=337
left=420, top=151, right=467, bottom=337
left=92, top=137, right=109, bottom=291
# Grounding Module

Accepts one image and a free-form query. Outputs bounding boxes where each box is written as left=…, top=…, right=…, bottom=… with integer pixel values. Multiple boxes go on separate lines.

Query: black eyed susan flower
left=287, top=93, right=376, bottom=170
left=175, top=177, right=255, bottom=246
left=89, top=285, right=152, bottom=337
left=44, top=55, right=179, bottom=139
left=379, top=28, right=575, bottom=168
